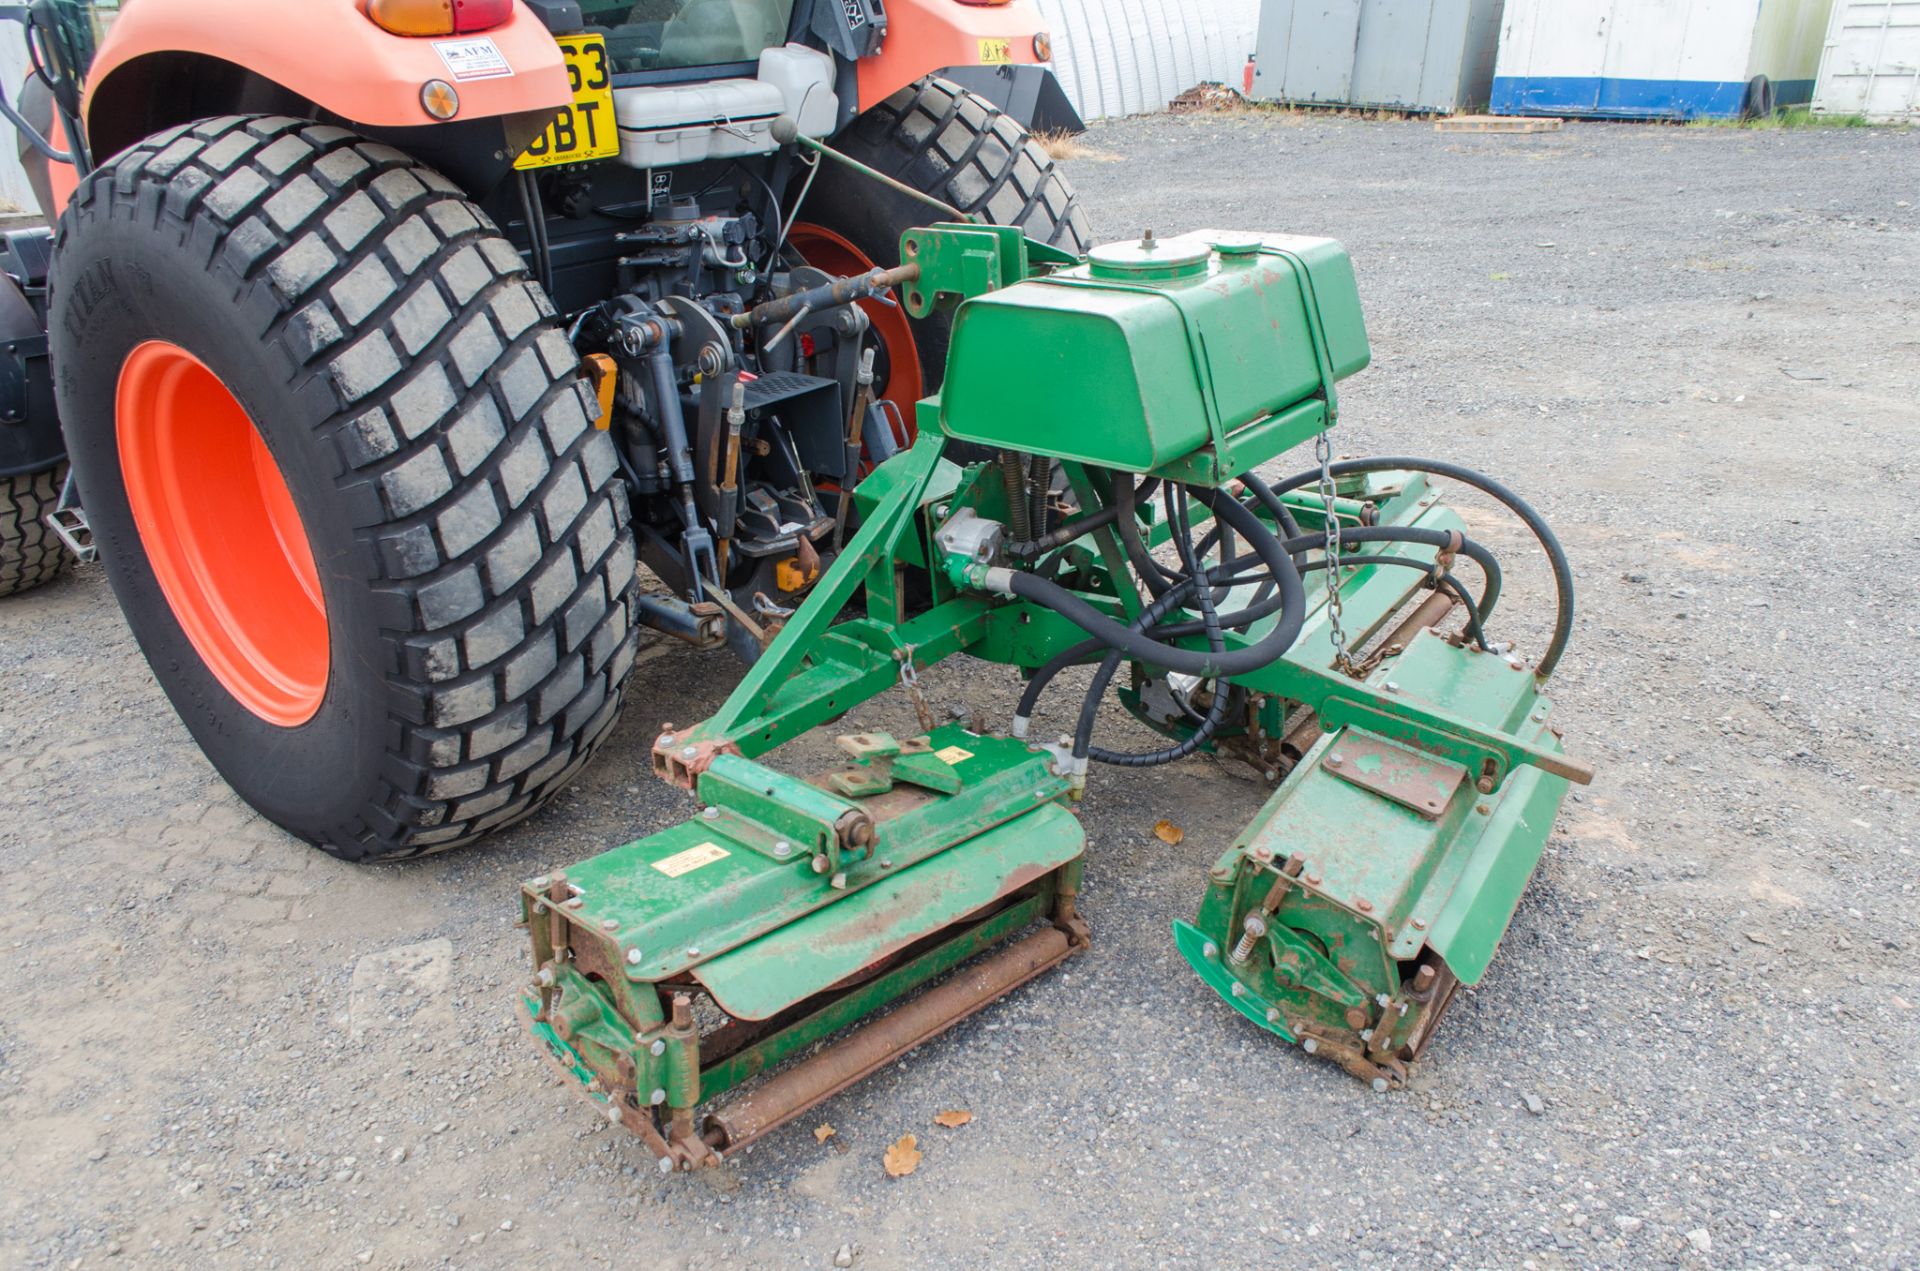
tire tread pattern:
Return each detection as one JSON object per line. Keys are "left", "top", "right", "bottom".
{"left": 845, "top": 77, "right": 1093, "bottom": 253}
{"left": 59, "top": 116, "right": 638, "bottom": 861}
{"left": 0, "top": 465, "right": 70, "bottom": 598}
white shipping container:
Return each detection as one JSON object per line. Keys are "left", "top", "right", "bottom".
{"left": 1491, "top": 0, "right": 1836, "bottom": 120}
{"left": 1813, "top": 1, "right": 1920, "bottom": 119}
{"left": 1035, "top": 0, "right": 1262, "bottom": 121}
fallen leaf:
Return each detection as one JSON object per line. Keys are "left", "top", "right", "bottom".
{"left": 814, "top": 1123, "right": 836, "bottom": 1144}
{"left": 882, "top": 1133, "right": 921, "bottom": 1177}
{"left": 1152, "top": 820, "right": 1184, "bottom": 845}
{"left": 932, "top": 1109, "right": 972, "bottom": 1128}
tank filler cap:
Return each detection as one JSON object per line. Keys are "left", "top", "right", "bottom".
{"left": 1087, "top": 230, "right": 1210, "bottom": 280}
{"left": 1208, "top": 232, "right": 1264, "bottom": 257}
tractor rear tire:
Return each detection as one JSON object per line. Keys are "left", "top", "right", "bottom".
{"left": 50, "top": 116, "right": 639, "bottom": 861}
{"left": 0, "top": 465, "right": 69, "bottom": 597}
{"left": 801, "top": 76, "right": 1094, "bottom": 397}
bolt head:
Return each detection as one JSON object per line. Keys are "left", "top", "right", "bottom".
{"left": 683, "top": 746, "right": 699, "bottom": 759}
{"left": 702, "top": 806, "right": 719, "bottom": 819}
{"left": 774, "top": 840, "right": 792, "bottom": 858}
{"left": 812, "top": 854, "right": 830, "bottom": 874}
{"left": 1328, "top": 752, "right": 1346, "bottom": 766}
{"left": 1412, "top": 917, "right": 1428, "bottom": 931}
{"left": 1202, "top": 941, "right": 1219, "bottom": 960}
{"left": 657, "top": 1156, "right": 675, "bottom": 1174}
{"left": 650, "top": 1040, "right": 666, "bottom": 1057}
{"left": 879, "top": 858, "right": 893, "bottom": 869}
{"left": 659, "top": 734, "right": 675, "bottom": 747}
{"left": 626, "top": 947, "right": 643, "bottom": 965}
{"left": 1384, "top": 681, "right": 1399, "bottom": 693}
{"left": 1372, "top": 1078, "right": 1389, "bottom": 1093}
{"left": 1266, "top": 1008, "right": 1281, "bottom": 1024}
{"left": 1230, "top": 981, "right": 1244, "bottom": 997}
{"left": 650, "top": 1087, "right": 667, "bottom": 1105}
{"left": 600, "top": 918, "right": 619, "bottom": 931}
{"left": 1302, "top": 1038, "right": 1319, "bottom": 1054}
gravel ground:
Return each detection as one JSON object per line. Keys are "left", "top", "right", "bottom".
{"left": 3, "top": 112, "right": 1917, "bottom": 1270}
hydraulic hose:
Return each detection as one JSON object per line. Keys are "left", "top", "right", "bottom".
{"left": 1269, "top": 457, "right": 1574, "bottom": 680}
{"left": 1265, "top": 525, "right": 1502, "bottom": 621}
{"left": 1079, "top": 489, "right": 1232, "bottom": 767}
{"left": 1000, "top": 484, "right": 1306, "bottom": 679}
{"left": 1007, "top": 478, "right": 1161, "bottom": 560}
{"left": 1110, "top": 470, "right": 1177, "bottom": 598}
{"left": 1290, "top": 555, "right": 1491, "bottom": 651}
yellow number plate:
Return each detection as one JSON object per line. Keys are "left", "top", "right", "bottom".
{"left": 978, "top": 37, "right": 1013, "bottom": 66}
{"left": 515, "top": 33, "right": 618, "bottom": 170}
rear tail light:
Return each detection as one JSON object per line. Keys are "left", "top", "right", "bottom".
{"left": 368, "top": 0, "right": 515, "bottom": 37}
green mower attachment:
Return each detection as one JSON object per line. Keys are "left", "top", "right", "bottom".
{"left": 518, "top": 224, "right": 1592, "bottom": 1168}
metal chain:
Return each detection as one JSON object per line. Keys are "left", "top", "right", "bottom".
{"left": 1317, "top": 428, "right": 1358, "bottom": 675}
{"left": 895, "top": 647, "right": 937, "bottom": 735}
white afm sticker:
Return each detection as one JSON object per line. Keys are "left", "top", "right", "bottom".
{"left": 652, "top": 842, "right": 730, "bottom": 878}
{"left": 434, "top": 37, "right": 513, "bottom": 82}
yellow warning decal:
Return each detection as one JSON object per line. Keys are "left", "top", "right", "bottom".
{"left": 934, "top": 745, "right": 975, "bottom": 765}
{"left": 653, "top": 842, "right": 730, "bottom": 878}
{"left": 978, "top": 37, "right": 1013, "bottom": 65}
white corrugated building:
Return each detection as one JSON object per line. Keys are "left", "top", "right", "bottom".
{"left": 1035, "top": 0, "right": 1262, "bottom": 121}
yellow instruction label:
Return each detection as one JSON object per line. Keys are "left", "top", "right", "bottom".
{"left": 934, "top": 745, "right": 975, "bottom": 765}
{"left": 652, "top": 842, "right": 730, "bottom": 878}
{"left": 978, "top": 37, "right": 1013, "bottom": 65}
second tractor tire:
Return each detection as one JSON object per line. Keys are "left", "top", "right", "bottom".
{"left": 802, "top": 75, "right": 1095, "bottom": 395}
{"left": 50, "top": 116, "right": 640, "bottom": 861}
{"left": 0, "top": 465, "right": 69, "bottom": 598}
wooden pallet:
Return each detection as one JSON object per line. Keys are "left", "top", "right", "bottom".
{"left": 1434, "top": 114, "right": 1563, "bottom": 134}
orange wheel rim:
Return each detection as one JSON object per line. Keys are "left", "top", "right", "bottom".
{"left": 117, "top": 341, "right": 328, "bottom": 726}
{"left": 788, "top": 223, "right": 922, "bottom": 444}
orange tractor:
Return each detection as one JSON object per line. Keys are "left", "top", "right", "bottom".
{"left": 0, "top": 0, "right": 1090, "bottom": 860}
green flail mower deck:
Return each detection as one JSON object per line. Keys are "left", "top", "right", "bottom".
{"left": 517, "top": 224, "right": 1593, "bottom": 1169}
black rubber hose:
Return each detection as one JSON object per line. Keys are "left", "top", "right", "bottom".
{"left": 1017, "top": 573, "right": 1205, "bottom": 727}
{"left": 1082, "top": 489, "right": 1233, "bottom": 766}
{"left": 1263, "top": 525, "right": 1502, "bottom": 621}
{"left": 1110, "top": 470, "right": 1177, "bottom": 598}
{"left": 1004, "top": 484, "right": 1306, "bottom": 678}
{"left": 1007, "top": 478, "right": 1161, "bottom": 560}
{"left": 1241, "top": 470, "right": 1303, "bottom": 541}
{"left": 1270, "top": 457, "right": 1574, "bottom": 679}
{"left": 1289, "top": 555, "right": 1491, "bottom": 650}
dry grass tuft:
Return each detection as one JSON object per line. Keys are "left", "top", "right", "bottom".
{"left": 1035, "top": 129, "right": 1120, "bottom": 162}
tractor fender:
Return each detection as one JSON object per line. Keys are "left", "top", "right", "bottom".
{"left": 0, "top": 231, "right": 59, "bottom": 479}
{"left": 82, "top": 0, "right": 569, "bottom": 171}
{"left": 856, "top": 0, "right": 1046, "bottom": 112}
